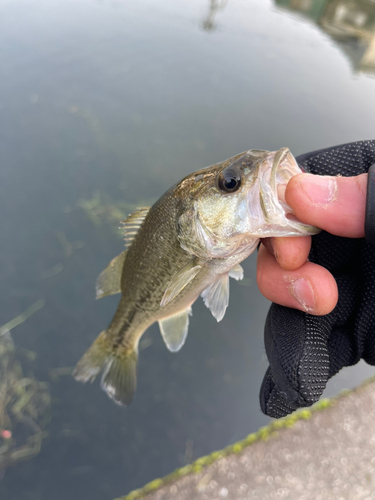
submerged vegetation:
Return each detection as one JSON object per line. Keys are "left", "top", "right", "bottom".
{"left": 0, "top": 304, "right": 50, "bottom": 473}
{"left": 75, "top": 191, "right": 155, "bottom": 236}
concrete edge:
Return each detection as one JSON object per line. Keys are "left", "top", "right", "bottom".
{"left": 114, "top": 375, "right": 375, "bottom": 500}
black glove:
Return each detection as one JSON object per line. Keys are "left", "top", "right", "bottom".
{"left": 260, "top": 140, "right": 375, "bottom": 418}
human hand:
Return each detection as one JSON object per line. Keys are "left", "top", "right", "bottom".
{"left": 257, "top": 140, "right": 375, "bottom": 418}
{"left": 257, "top": 172, "right": 368, "bottom": 315}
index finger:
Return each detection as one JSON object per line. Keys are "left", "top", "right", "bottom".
{"left": 261, "top": 235, "right": 311, "bottom": 271}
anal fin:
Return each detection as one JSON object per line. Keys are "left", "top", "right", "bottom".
{"left": 158, "top": 307, "right": 192, "bottom": 352}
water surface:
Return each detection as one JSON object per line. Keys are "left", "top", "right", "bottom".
{"left": 1, "top": 0, "right": 375, "bottom": 498}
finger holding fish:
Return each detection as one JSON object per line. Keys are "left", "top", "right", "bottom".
{"left": 257, "top": 243, "right": 338, "bottom": 315}
{"left": 286, "top": 173, "right": 367, "bottom": 238}
{"left": 257, "top": 172, "right": 368, "bottom": 315}
{"left": 261, "top": 235, "right": 311, "bottom": 271}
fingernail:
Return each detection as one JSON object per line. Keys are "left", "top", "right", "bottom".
{"left": 288, "top": 277, "right": 315, "bottom": 313}
{"left": 269, "top": 238, "right": 278, "bottom": 260}
{"left": 299, "top": 175, "right": 337, "bottom": 205}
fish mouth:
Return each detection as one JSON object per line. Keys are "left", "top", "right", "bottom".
{"left": 270, "top": 147, "right": 301, "bottom": 206}
{"left": 248, "top": 147, "right": 320, "bottom": 237}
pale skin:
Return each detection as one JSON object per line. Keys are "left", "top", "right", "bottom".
{"left": 257, "top": 172, "right": 368, "bottom": 315}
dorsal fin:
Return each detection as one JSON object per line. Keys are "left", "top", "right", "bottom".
{"left": 120, "top": 207, "right": 150, "bottom": 249}
{"left": 96, "top": 250, "right": 127, "bottom": 299}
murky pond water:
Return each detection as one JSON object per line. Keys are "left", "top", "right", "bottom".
{"left": 1, "top": 0, "right": 375, "bottom": 498}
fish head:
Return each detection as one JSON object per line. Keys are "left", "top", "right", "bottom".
{"left": 175, "top": 148, "right": 320, "bottom": 259}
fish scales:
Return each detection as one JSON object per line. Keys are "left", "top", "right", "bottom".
{"left": 73, "top": 148, "right": 320, "bottom": 405}
{"left": 110, "top": 187, "right": 194, "bottom": 344}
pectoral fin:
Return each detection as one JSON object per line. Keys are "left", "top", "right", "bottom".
{"left": 201, "top": 274, "right": 230, "bottom": 322}
{"left": 158, "top": 307, "right": 192, "bottom": 352}
{"left": 96, "top": 250, "right": 127, "bottom": 299}
{"left": 161, "top": 259, "right": 202, "bottom": 307}
{"left": 229, "top": 264, "right": 244, "bottom": 281}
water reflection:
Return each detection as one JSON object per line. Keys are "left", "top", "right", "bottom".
{"left": 201, "top": 0, "right": 228, "bottom": 32}
{"left": 275, "top": 0, "right": 375, "bottom": 73}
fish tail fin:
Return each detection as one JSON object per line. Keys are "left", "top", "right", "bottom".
{"left": 100, "top": 349, "right": 138, "bottom": 406}
{"left": 73, "top": 331, "right": 109, "bottom": 383}
{"left": 73, "top": 331, "right": 138, "bottom": 406}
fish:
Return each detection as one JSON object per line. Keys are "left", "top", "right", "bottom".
{"left": 73, "top": 147, "right": 319, "bottom": 405}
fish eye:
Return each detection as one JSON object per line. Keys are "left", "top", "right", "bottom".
{"left": 218, "top": 167, "right": 241, "bottom": 193}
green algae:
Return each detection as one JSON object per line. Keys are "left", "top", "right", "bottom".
{"left": 0, "top": 300, "right": 45, "bottom": 337}
{"left": 76, "top": 191, "right": 155, "bottom": 235}
{"left": 0, "top": 333, "right": 50, "bottom": 471}
{"left": 115, "top": 382, "right": 375, "bottom": 500}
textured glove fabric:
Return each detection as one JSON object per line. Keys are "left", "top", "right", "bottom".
{"left": 260, "top": 140, "right": 375, "bottom": 418}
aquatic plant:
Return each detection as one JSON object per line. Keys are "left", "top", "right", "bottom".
{"left": 0, "top": 331, "right": 50, "bottom": 471}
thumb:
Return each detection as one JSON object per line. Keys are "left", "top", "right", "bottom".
{"left": 286, "top": 173, "right": 367, "bottom": 238}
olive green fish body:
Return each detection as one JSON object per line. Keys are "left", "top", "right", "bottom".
{"left": 74, "top": 148, "right": 320, "bottom": 405}
{"left": 105, "top": 190, "right": 193, "bottom": 347}
{"left": 102, "top": 187, "right": 254, "bottom": 349}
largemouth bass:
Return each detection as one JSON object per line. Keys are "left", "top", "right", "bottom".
{"left": 73, "top": 148, "right": 319, "bottom": 405}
